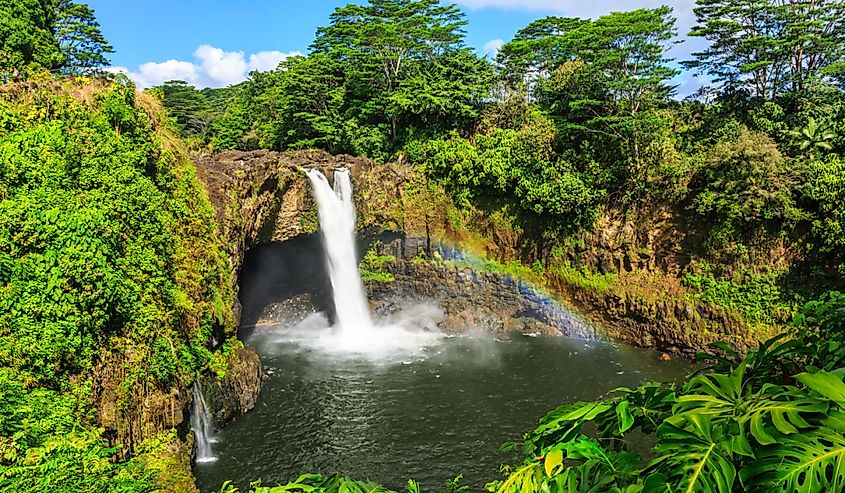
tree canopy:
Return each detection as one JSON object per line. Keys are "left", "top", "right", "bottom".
{"left": 686, "top": 0, "right": 845, "bottom": 98}
{"left": 0, "top": 0, "right": 112, "bottom": 75}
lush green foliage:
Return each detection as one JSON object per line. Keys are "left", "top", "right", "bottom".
{"left": 414, "top": 114, "right": 601, "bottom": 233}
{"left": 360, "top": 242, "right": 397, "bottom": 283}
{"left": 0, "top": 79, "right": 235, "bottom": 489}
{"left": 683, "top": 271, "right": 796, "bottom": 325}
{"left": 0, "top": 0, "right": 112, "bottom": 76}
{"left": 485, "top": 293, "right": 845, "bottom": 493}
{"left": 803, "top": 154, "right": 845, "bottom": 259}
{"left": 0, "top": 0, "right": 62, "bottom": 74}
{"left": 687, "top": 128, "right": 804, "bottom": 253}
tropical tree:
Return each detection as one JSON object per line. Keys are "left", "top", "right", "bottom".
{"left": 686, "top": 0, "right": 845, "bottom": 98}
{"left": 503, "top": 8, "right": 679, "bottom": 201}
{"left": 156, "top": 80, "right": 213, "bottom": 138}
{"left": 0, "top": 0, "right": 62, "bottom": 74}
{"left": 790, "top": 116, "right": 838, "bottom": 157}
{"left": 312, "top": 0, "right": 491, "bottom": 143}
{"left": 499, "top": 8, "right": 678, "bottom": 111}
{"left": 255, "top": 54, "right": 347, "bottom": 152}
{"left": 53, "top": 0, "right": 113, "bottom": 74}
{"left": 496, "top": 16, "right": 588, "bottom": 92}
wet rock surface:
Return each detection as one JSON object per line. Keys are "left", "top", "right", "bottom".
{"left": 366, "top": 239, "right": 599, "bottom": 340}
{"left": 198, "top": 346, "right": 263, "bottom": 428}
{"left": 193, "top": 149, "right": 370, "bottom": 281}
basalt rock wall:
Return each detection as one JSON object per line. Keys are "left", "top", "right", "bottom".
{"left": 366, "top": 239, "right": 599, "bottom": 340}
{"left": 192, "top": 150, "right": 762, "bottom": 362}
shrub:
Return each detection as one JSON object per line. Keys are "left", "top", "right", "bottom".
{"left": 688, "top": 128, "right": 805, "bottom": 252}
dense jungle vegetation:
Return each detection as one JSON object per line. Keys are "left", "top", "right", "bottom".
{"left": 1, "top": 2, "right": 238, "bottom": 490}
{"left": 2, "top": 0, "right": 845, "bottom": 491}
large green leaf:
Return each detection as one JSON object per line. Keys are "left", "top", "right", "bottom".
{"left": 650, "top": 415, "right": 737, "bottom": 493}
{"left": 525, "top": 401, "right": 614, "bottom": 455}
{"left": 741, "top": 428, "right": 845, "bottom": 493}
{"left": 796, "top": 371, "right": 845, "bottom": 407}
{"left": 675, "top": 363, "right": 827, "bottom": 447}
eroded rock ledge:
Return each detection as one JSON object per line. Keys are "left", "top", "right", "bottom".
{"left": 367, "top": 239, "right": 599, "bottom": 340}
{"left": 193, "top": 149, "right": 369, "bottom": 278}
{"left": 198, "top": 346, "right": 262, "bottom": 427}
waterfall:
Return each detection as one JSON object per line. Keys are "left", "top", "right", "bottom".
{"left": 191, "top": 382, "right": 217, "bottom": 463}
{"left": 305, "top": 168, "right": 374, "bottom": 334}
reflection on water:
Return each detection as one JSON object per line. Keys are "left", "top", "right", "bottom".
{"left": 194, "top": 330, "right": 690, "bottom": 492}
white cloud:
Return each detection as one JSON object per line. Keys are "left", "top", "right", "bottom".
{"left": 247, "top": 50, "right": 296, "bottom": 72}
{"left": 111, "top": 45, "right": 304, "bottom": 89}
{"left": 483, "top": 38, "right": 505, "bottom": 56}
{"left": 194, "top": 45, "right": 248, "bottom": 86}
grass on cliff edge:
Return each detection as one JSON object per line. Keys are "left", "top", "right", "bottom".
{"left": 0, "top": 77, "right": 237, "bottom": 492}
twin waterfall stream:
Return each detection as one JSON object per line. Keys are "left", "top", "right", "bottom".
{"left": 303, "top": 168, "right": 374, "bottom": 336}
{"left": 192, "top": 168, "right": 373, "bottom": 462}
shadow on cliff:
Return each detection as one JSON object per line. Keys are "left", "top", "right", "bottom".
{"left": 238, "top": 234, "right": 335, "bottom": 333}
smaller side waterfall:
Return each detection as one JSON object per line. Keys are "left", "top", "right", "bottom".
{"left": 191, "top": 382, "right": 217, "bottom": 463}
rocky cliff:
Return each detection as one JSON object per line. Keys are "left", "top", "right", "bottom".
{"left": 192, "top": 150, "right": 764, "bottom": 362}
{"left": 198, "top": 346, "right": 263, "bottom": 427}
{"left": 367, "top": 238, "right": 598, "bottom": 340}
{"left": 193, "top": 149, "right": 370, "bottom": 276}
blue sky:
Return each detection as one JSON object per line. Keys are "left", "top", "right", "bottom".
{"left": 90, "top": 0, "right": 707, "bottom": 94}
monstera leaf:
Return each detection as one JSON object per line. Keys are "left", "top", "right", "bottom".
{"left": 741, "top": 429, "right": 845, "bottom": 492}
{"left": 737, "top": 370, "right": 845, "bottom": 492}
{"left": 675, "top": 363, "right": 828, "bottom": 447}
{"left": 796, "top": 370, "right": 845, "bottom": 407}
{"left": 650, "top": 415, "right": 737, "bottom": 493}
{"left": 606, "top": 384, "right": 678, "bottom": 435}
{"left": 525, "top": 401, "right": 615, "bottom": 455}
{"left": 253, "top": 474, "right": 400, "bottom": 493}
{"left": 696, "top": 334, "right": 805, "bottom": 388}
{"left": 525, "top": 384, "right": 678, "bottom": 456}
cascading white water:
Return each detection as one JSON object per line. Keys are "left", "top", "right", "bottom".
{"left": 264, "top": 167, "right": 443, "bottom": 358}
{"left": 191, "top": 383, "right": 217, "bottom": 463}
{"left": 305, "top": 168, "right": 374, "bottom": 334}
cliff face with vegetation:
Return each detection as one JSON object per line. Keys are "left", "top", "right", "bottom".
{"left": 192, "top": 149, "right": 369, "bottom": 273}
{"left": 159, "top": 0, "right": 845, "bottom": 361}
{"left": 193, "top": 150, "right": 770, "bottom": 356}
{"left": 0, "top": 79, "right": 252, "bottom": 492}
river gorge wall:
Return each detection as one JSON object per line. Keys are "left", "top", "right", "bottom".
{"left": 193, "top": 149, "right": 764, "bottom": 358}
